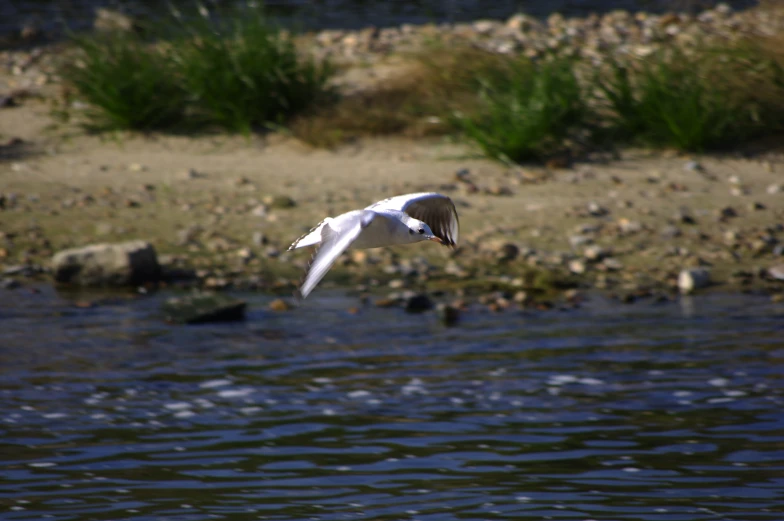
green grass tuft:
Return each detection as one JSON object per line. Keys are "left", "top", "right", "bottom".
{"left": 596, "top": 43, "right": 784, "bottom": 151}
{"left": 61, "top": 33, "right": 188, "bottom": 131}
{"left": 60, "top": 3, "right": 334, "bottom": 133}
{"left": 454, "top": 57, "right": 587, "bottom": 162}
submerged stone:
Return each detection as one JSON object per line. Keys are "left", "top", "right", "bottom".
{"left": 162, "top": 293, "right": 247, "bottom": 324}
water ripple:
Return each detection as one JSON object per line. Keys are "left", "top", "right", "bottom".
{"left": 1, "top": 288, "right": 783, "bottom": 520}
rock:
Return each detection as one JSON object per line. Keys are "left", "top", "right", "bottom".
{"left": 584, "top": 245, "right": 607, "bottom": 262}
{"left": 569, "top": 234, "right": 593, "bottom": 248}
{"left": 0, "top": 95, "right": 18, "bottom": 108}
{"left": 568, "top": 259, "right": 586, "bottom": 274}
{"left": 178, "top": 168, "right": 203, "bottom": 180}
{"left": 617, "top": 218, "right": 643, "bottom": 234}
{"left": 766, "top": 183, "right": 781, "bottom": 195}
{"left": 269, "top": 298, "right": 293, "bottom": 311}
{"left": 375, "top": 297, "right": 399, "bottom": 308}
{"left": 94, "top": 8, "right": 140, "bottom": 33}
{"left": 661, "top": 225, "right": 682, "bottom": 239}
{"left": 675, "top": 207, "right": 696, "bottom": 224}
{"left": 684, "top": 160, "right": 703, "bottom": 172}
{"left": 177, "top": 225, "right": 202, "bottom": 246}
{"left": 587, "top": 201, "right": 609, "bottom": 217}
{"left": 767, "top": 264, "right": 784, "bottom": 281}
{"left": 404, "top": 293, "right": 433, "bottom": 313}
{"left": 495, "top": 243, "right": 519, "bottom": 262}
{"left": 52, "top": 241, "right": 160, "bottom": 287}
{"left": 263, "top": 195, "right": 296, "bottom": 209}
{"left": 162, "top": 293, "right": 246, "bottom": 324}
{"left": 1, "top": 278, "right": 21, "bottom": 289}
{"left": 716, "top": 206, "right": 737, "bottom": 220}
{"left": 436, "top": 303, "right": 460, "bottom": 326}
{"left": 678, "top": 268, "right": 711, "bottom": 294}
{"left": 513, "top": 290, "right": 531, "bottom": 305}
{"left": 601, "top": 258, "right": 624, "bottom": 271}
{"left": 251, "top": 231, "right": 268, "bottom": 246}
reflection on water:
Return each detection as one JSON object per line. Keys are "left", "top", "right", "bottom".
{"left": 1, "top": 286, "right": 783, "bottom": 520}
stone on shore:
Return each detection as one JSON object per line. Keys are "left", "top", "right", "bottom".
{"left": 678, "top": 268, "right": 711, "bottom": 294}
{"left": 162, "top": 293, "right": 247, "bottom": 324}
{"left": 52, "top": 240, "right": 160, "bottom": 286}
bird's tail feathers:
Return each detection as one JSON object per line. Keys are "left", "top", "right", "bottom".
{"left": 287, "top": 218, "right": 329, "bottom": 251}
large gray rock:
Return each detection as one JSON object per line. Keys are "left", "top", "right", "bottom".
{"left": 52, "top": 240, "right": 160, "bottom": 286}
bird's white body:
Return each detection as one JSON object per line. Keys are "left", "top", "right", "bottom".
{"left": 290, "top": 209, "right": 424, "bottom": 251}
{"left": 287, "top": 192, "right": 460, "bottom": 299}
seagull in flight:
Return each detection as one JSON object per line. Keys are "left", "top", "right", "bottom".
{"left": 287, "top": 192, "right": 460, "bottom": 299}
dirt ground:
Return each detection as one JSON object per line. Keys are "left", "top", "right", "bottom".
{"left": 1, "top": 89, "right": 783, "bottom": 299}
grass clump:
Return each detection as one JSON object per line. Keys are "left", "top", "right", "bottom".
{"left": 454, "top": 56, "right": 587, "bottom": 162}
{"left": 595, "top": 42, "right": 784, "bottom": 151}
{"left": 61, "top": 33, "right": 188, "bottom": 131}
{"left": 60, "top": 3, "right": 334, "bottom": 133}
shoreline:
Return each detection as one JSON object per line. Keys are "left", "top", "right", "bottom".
{"left": 1, "top": 5, "right": 783, "bottom": 307}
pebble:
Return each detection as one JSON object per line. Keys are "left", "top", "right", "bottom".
{"left": 767, "top": 264, "right": 784, "bottom": 281}
{"left": 269, "top": 298, "right": 294, "bottom": 311}
{"left": 569, "top": 234, "right": 593, "bottom": 248}
{"left": 766, "top": 184, "right": 781, "bottom": 195}
{"left": 178, "top": 168, "right": 203, "bottom": 180}
{"left": 678, "top": 268, "right": 711, "bottom": 294}
{"left": 716, "top": 206, "right": 738, "bottom": 220}
{"left": 684, "top": 160, "right": 703, "bottom": 172}
{"left": 568, "top": 259, "right": 586, "bottom": 274}
{"left": 263, "top": 195, "right": 297, "bottom": 209}
{"left": 584, "top": 245, "right": 607, "bottom": 262}
{"left": 587, "top": 201, "right": 609, "bottom": 217}
{"left": 661, "top": 225, "right": 682, "bottom": 239}
{"left": 495, "top": 243, "right": 519, "bottom": 262}
{"left": 251, "top": 231, "right": 268, "bottom": 246}
{"left": 617, "top": 218, "right": 643, "bottom": 234}
{"left": 675, "top": 207, "right": 696, "bottom": 225}
{"left": 436, "top": 303, "right": 460, "bottom": 326}
{"left": 601, "top": 258, "right": 624, "bottom": 271}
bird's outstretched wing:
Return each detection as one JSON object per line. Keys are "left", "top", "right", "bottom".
{"left": 369, "top": 192, "right": 459, "bottom": 247}
{"left": 297, "top": 210, "right": 376, "bottom": 299}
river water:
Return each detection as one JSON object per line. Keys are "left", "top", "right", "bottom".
{"left": 1, "top": 286, "right": 782, "bottom": 520}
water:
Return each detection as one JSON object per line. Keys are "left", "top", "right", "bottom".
{"left": 1, "top": 286, "right": 783, "bottom": 520}
{"left": 1, "top": 0, "right": 759, "bottom": 42}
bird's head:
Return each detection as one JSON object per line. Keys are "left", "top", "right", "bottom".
{"left": 406, "top": 219, "right": 444, "bottom": 245}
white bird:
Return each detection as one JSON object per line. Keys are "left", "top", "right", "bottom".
{"left": 287, "top": 192, "right": 460, "bottom": 299}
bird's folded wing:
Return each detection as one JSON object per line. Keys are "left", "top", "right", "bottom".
{"left": 297, "top": 211, "right": 376, "bottom": 299}
{"left": 370, "top": 192, "right": 459, "bottom": 247}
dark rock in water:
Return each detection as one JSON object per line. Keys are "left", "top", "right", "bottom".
{"left": 1, "top": 278, "right": 21, "bottom": 289}
{"left": 52, "top": 241, "right": 160, "bottom": 287}
{"left": 162, "top": 293, "right": 246, "bottom": 324}
{"left": 436, "top": 303, "right": 460, "bottom": 326}
{"left": 404, "top": 293, "right": 433, "bottom": 313}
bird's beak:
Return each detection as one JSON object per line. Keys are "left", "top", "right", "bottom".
{"left": 428, "top": 236, "right": 445, "bottom": 245}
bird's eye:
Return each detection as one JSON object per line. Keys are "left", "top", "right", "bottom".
{"left": 418, "top": 228, "right": 425, "bottom": 234}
